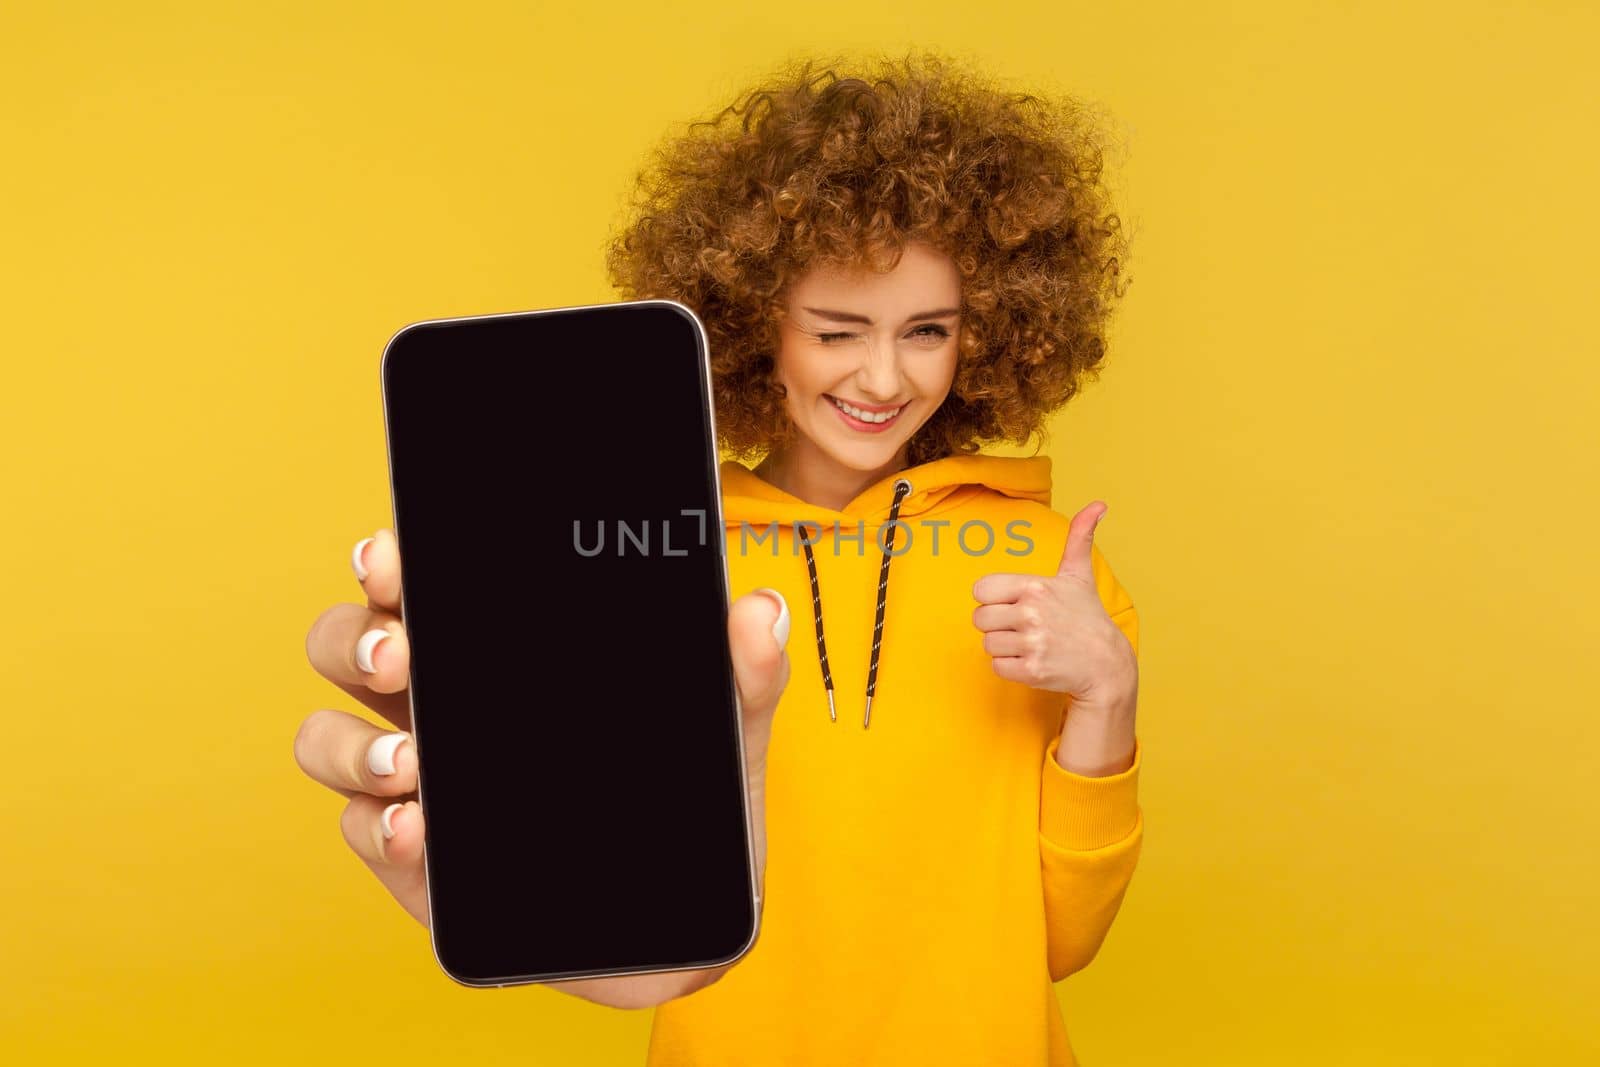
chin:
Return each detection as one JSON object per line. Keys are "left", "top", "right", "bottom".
{"left": 819, "top": 431, "right": 913, "bottom": 471}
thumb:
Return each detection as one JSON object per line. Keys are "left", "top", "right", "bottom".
{"left": 728, "top": 588, "right": 792, "bottom": 742}
{"left": 1057, "top": 502, "right": 1108, "bottom": 578}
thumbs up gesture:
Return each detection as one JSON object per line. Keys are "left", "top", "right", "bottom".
{"left": 970, "top": 502, "right": 1137, "bottom": 707}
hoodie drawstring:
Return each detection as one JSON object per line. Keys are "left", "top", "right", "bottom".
{"left": 798, "top": 477, "right": 913, "bottom": 729}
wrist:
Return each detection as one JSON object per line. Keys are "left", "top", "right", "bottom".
{"left": 1056, "top": 690, "right": 1137, "bottom": 777}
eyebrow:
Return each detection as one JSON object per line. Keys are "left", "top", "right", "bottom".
{"left": 801, "top": 306, "right": 961, "bottom": 325}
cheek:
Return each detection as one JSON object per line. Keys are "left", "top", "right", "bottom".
{"left": 914, "top": 351, "right": 959, "bottom": 400}
{"left": 774, "top": 345, "right": 829, "bottom": 405}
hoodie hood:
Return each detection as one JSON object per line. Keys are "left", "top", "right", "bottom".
{"left": 718, "top": 453, "right": 1054, "bottom": 728}
{"left": 718, "top": 453, "right": 1053, "bottom": 527}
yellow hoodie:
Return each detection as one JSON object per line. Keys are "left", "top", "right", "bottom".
{"left": 646, "top": 453, "right": 1144, "bottom": 1067}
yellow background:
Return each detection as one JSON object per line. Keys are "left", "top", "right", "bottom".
{"left": 3, "top": 1, "right": 1596, "bottom": 1063}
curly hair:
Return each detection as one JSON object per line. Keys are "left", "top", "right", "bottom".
{"left": 603, "top": 51, "right": 1133, "bottom": 466}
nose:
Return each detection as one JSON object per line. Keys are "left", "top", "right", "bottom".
{"left": 854, "top": 336, "right": 902, "bottom": 402}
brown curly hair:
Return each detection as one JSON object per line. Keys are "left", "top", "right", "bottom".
{"left": 603, "top": 51, "right": 1133, "bottom": 466}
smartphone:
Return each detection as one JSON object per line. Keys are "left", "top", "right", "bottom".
{"left": 379, "top": 300, "right": 759, "bottom": 987}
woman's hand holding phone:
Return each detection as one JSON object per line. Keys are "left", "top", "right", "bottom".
{"left": 295, "top": 527, "right": 790, "bottom": 1008}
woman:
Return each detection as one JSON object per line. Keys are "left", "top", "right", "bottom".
{"left": 297, "top": 52, "right": 1143, "bottom": 1066}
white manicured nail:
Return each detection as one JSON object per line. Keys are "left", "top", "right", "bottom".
{"left": 351, "top": 536, "right": 375, "bottom": 581}
{"left": 355, "top": 628, "right": 391, "bottom": 673}
{"left": 380, "top": 802, "right": 404, "bottom": 839}
{"left": 754, "top": 588, "right": 790, "bottom": 647}
{"left": 367, "top": 732, "right": 410, "bottom": 775}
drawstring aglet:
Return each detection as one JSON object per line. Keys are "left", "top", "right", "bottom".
{"left": 827, "top": 688, "right": 837, "bottom": 723}
{"left": 863, "top": 694, "right": 874, "bottom": 729}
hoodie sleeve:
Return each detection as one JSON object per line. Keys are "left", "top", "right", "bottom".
{"left": 1038, "top": 545, "right": 1143, "bottom": 983}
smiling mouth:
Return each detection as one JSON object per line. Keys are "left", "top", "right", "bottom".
{"left": 827, "top": 395, "right": 909, "bottom": 426}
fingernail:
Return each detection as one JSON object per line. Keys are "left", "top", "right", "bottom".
{"left": 352, "top": 536, "right": 375, "bottom": 581}
{"left": 380, "top": 802, "right": 404, "bottom": 839}
{"left": 355, "top": 628, "right": 391, "bottom": 673}
{"left": 367, "top": 731, "right": 411, "bottom": 775}
{"left": 754, "top": 588, "right": 790, "bottom": 647}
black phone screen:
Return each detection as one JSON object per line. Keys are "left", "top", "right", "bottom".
{"left": 380, "top": 301, "right": 756, "bottom": 986}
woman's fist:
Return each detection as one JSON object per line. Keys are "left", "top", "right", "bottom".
{"left": 970, "top": 502, "right": 1136, "bottom": 703}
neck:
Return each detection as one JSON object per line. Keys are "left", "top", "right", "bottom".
{"left": 754, "top": 437, "right": 909, "bottom": 511}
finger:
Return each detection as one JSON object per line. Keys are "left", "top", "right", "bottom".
{"left": 340, "top": 794, "right": 430, "bottom": 928}
{"left": 323, "top": 676, "right": 411, "bottom": 732}
{"left": 972, "top": 571, "right": 1039, "bottom": 605}
{"left": 305, "top": 602, "right": 412, "bottom": 727}
{"left": 294, "top": 707, "right": 418, "bottom": 799}
{"left": 982, "top": 630, "right": 1030, "bottom": 658}
{"left": 352, "top": 527, "right": 404, "bottom": 615}
{"left": 990, "top": 656, "right": 1035, "bottom": 686}
{"left": 972, "top": 602, "right": 1027, "bottom": 633}
{"left": 1057, "top": 502, "right": 1108, "bottom": 578}
{"left": 729, "top": 589, "right": 790, "bottom": 723}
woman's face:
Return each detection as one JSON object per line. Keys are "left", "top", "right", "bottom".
{"left": 774, "top": 241, "right": 962, "bottom": 474}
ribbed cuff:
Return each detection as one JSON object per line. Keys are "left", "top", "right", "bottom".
{"left": 1040, "top": 735, "right": 1142, "bottom": 852}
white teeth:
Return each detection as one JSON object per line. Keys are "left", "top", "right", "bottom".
{"left": 831, "top": 396, "right": 904, "bottom": 424}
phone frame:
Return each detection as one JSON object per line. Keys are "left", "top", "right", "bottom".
{"left": 378, "top": 298, "right": 760, "bottom": 988}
